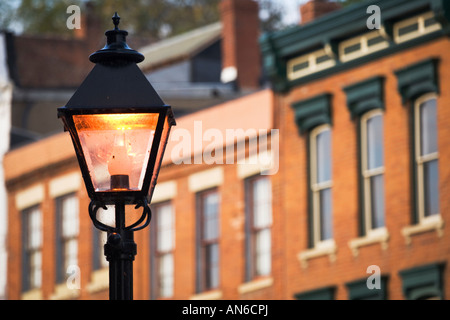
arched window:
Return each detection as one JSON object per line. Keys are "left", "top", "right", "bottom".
{"left": 414, "top": 93, "right": 440, "bottom": 222}
{"left": 310, "top": 124, "right": 333, "bottom": 246}
{"left": 361, "top": 109, "right": 385, "bottom": 234}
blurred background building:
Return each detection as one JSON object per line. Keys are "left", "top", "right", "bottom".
{"left": 1, "top": 0, "right": 450, "bottom": 300}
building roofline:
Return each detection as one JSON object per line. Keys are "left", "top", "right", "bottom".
{"left": 260, "top": 0, "right": 450, "bottom": 92}
{"left": 139, "top": 22, "right": 222, "bottom": 71}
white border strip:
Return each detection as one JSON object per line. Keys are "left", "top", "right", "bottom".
{"left": 15, "top": 184, "right": 44, "bottom": 211}
{"left": 188, "top": 167, "right": 224, "bottom": 192}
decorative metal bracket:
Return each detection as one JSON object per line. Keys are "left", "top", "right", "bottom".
{"left": 89, "top": 197, "right": 152, "bottom": 233}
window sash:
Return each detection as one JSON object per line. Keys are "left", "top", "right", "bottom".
{"left": 415, "top": 94, "right": 440, "bottom": 221}
{"left": 22, "top": 206, "right": 42, "bottom": 291}
{"left": 202, "top": 243, "right": 219, "bottom": 290}
{"left": 151, "top": 201, "right": 175, "bottom": 299}
{"left": 254, "top": 228, "right": 271, "bottom": 277}
{"left": 197, "top": 190, "right": 220, "bottom": 292}
{"left": 156, "top": 203, "right": 174, "bottom": 253}
{"left": 61, "top": 195, "right": 79, "bottom": 238}
{"left": 29, "top": 251, "right": 42, "bottom": 290}
{"left": 361, "top": 110, "right": 385, "bottom": 233}
{"left": 310, "top": 125, "right": 333, "bottom": 245}
{"left": 157, "top": 252, "right": 174, "bottom": 298}
{"left": 246, "top": 176, "right": 272, "bottom": 280}
{"left": 201, "top": 192, "right": 220, "bottom": 244}
{"left": 56, "top": 194, "right": 79, "bottom": 283}
{"left": 317, "top": 187, "right": 333, "bottom": 241}
{"left": 27, "top": 207, "right": 42, "bottom": 250}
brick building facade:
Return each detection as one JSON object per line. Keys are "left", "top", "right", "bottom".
{"left": 4, "top": 89, "right": 275, "bottom": 300}
{"left": 262, "top": 0, "right": 450, "bottom": 299}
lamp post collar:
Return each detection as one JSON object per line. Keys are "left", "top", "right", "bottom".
{"left": 89, "top": 12, "right": 144, "bottom": 65}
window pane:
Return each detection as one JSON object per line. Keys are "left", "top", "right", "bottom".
{"left": 316, "top": 129, "right": 332, "bottom": 183}
{"left": 197, "top": 190, "right": 220, "bottom": 292}
{"left": 65, "top": 239, "right": 78, "bottom": 268}
{"left": 23, "top": 206, "right": 42, "bottom": 291}
{"left": 159, "top": 253, "right": 173, "bottom": 298}
{"left": 31, "top": 251, "right": 42, "bottom": 289}
{"left": 157, "top": 203, "right": 173, "bottom": 252}
{"left": 370, "top": 174, "right": 385, "bottom": 229}
{"left": 203, "top": 193, "right": 219, "bottom": 241}
{"left": 424, "top": 159, "right": 440, "bottom": 217}
{"left": 420, "top": 98, "right": 438, "bottom": 156}
{"left": 367, "top": 114, "right": 384, "bottom": 170}
{"left": 319, "top": 188, "right": 333, "bottom": 240}
{"left": 62, "top": 196, "right": 79, "bottom": 238}
{"left": 29, "top": 208, "right": 42, "bottom": 249}
{"left": 255, "top": 229, "right": 271, "bottom": 276}
{"left": 253, "top": 177, "right": 272, "bottom": 228}
{"left": 205, "top": 243, "right": 219, "bottom": 289}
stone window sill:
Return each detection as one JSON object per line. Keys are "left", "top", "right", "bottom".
{"left": 238, "top": 277, "right": 273, "bottom": 295}
{"left": 402, "top": 215, "right": 444, "bottom": 245}
{"left": 87, "top": 268, "right": 109, "bottom": 294}
{"left": 348, "top": 227, "right": 390, "bottom": 257}
{"left": 50, "top": 283, "right": 80, "bottom": 300}
{"left": 190, "top": 289, "right": 223, "bottom": 300}
{"left": 21, "top": 288, "right": 43, "bottom": 300}
{"left": 297, "top": 240, "right": 337, "bottom": 269}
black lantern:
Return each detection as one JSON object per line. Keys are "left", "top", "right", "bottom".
{"left": 58, "top": 13, "right": 175, "bottom": 300}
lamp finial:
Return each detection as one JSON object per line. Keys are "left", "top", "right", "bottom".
{"left": 89, "top": 12, "right": 144, "bottom": 64}
{"left": 112, "top": 12, "right": 120, "bottom": 30}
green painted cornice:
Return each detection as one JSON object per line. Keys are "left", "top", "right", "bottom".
{"left": 291, "top": 93, "right": 332, "bottom": 134}
{"left": 345, "top": 275, "right": 389, "bottom": 300}
{"left": 399, "top": 262, "right": 446, "bottom": 300}
{"left": 260, "top": 0, "right": 450, "bottom": 93}
{"left": 431, "top": 0, "right": 450, "bottom": 34}
{"left": 394, "top": 58, "right": 439, "bottom": 104}
{"left": 294, "top": 286, "right": 336, "bottom": 300}
{"left": 344, "top": 76, "right": 385, "bottom": 119}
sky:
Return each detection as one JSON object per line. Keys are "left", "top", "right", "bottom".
{"left": 276, "top": 0, "right": 304, "bottom": 25}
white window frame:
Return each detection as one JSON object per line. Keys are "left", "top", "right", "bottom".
{"left": 339, "top": 29, "right": 389, "bottom": 63}
{"left": 153, "top": 201, "right": 175, "bottom": 299}
{"left": 246, "top": 175, "right": 272, "bottom": 280}
{"left": 394, "top": 11, "right": 441, "bottom": 44}
{"left": 361, "top": 109, "right": 386, "bottom": 236}
{"left": 57, "top": 193, "right": 79, "bottom": 279}
{"left": 196, "top": 188, "right": 221, "bottom": 293}
{"left": 402, "top": 93, "right": 443, "bottom": 244}
{"left": 22, "top": 205, "right": 43, "bottom": 292}
{"left": 414, "top": 93, "right": 440, "bottom": 224}
{"left": 310, "top": 124, "right": 333, "bottom": 249}
{"left": 287, "top": 47, "right": 335, "bottom": 81}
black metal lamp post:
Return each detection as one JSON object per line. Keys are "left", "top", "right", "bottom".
{"left": 58, "top": 13, "right": 176, "bottom": 300}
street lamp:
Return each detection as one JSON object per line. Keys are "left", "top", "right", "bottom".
{"left": 58, "top": 13, "right": 176, "bottom": 300}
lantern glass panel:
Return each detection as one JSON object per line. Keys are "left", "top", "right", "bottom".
{"left": 148, "top": 114, "right": 173, "bottom": 199}
{"left": 73, "top": 113, "right": 160, "bottom": 192}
